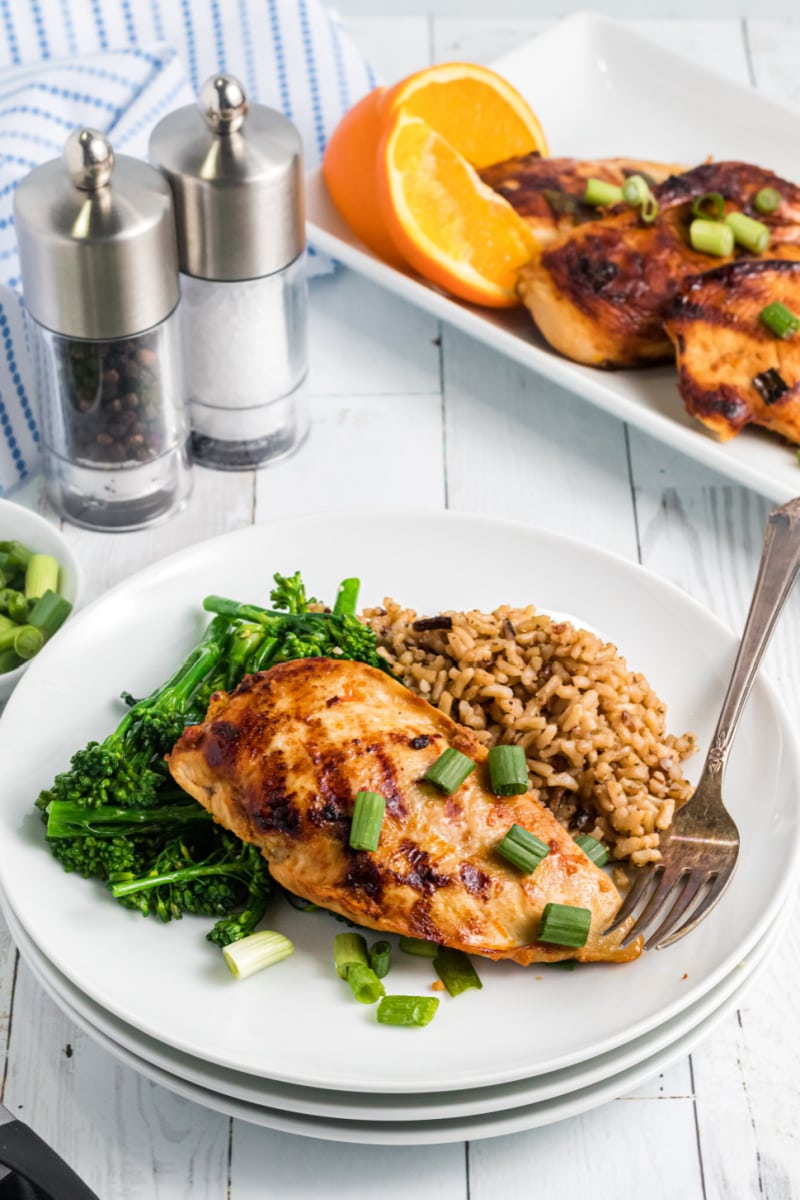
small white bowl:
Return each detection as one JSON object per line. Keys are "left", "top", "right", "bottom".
{"left": 0, "top": 499, "right": 83, "bottom": 703}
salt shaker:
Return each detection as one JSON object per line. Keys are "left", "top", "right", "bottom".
{"left": 149, "top": 74, "right": 309, "bottom": 470}
{"left": 14, "top": 129, "right": 192, "bottom": 531}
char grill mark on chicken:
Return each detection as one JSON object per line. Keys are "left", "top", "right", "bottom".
{"left": 514, "top": 161, "right": 800, "bottom": 368}
{"left": 665, "top": 258, "right": 800, "bottom": 442}
{"left": 167, "top": 657, "right": 641, "bottom": 964}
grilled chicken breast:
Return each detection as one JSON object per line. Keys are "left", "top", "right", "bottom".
{"left": 665, "top": 258, "right": 800, "bottom": 442}
{"left": 517, "top": 161, "right": 800, "bottom": 368}
{"left": 479, "top": 153, "right": 684, "bottom": 250}
{"left": 168, "top": 657, "right": 641, "bottom": 964}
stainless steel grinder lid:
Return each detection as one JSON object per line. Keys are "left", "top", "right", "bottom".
{"left": 148, "top": 73, "right": 305, "bottom": 282}
{"left": 13, "top": 128, "right": 180, "bottom": 341}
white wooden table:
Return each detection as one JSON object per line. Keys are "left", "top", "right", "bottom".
{"left": 3, "top": 14, "right": 800, "bottom": 1199}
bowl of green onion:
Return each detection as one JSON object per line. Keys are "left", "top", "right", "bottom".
{"left": 0, "top": 499, "right": 83, "bottom": 703}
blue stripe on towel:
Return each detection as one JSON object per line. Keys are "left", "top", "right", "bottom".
{"left": 0, "top": 0, "right": 21, "bottom": 66}
{"left": 210, "top": 0, "right": 227, "bottom": 72}
{"left": 236, "top": 0, "right": 257, "bottom": 100}
{"left": 329, "top": 14, "right": 350, "bottom": 115}
{"left": 179, "top": 0, "right": 200, "bottom": 92}
{"left": 29, "top": 0, "right": 51, "bottom": 61}
{"left": 90, "top": 0, "right": 110, "bottom": 50}
{"left": 58, "top": 0, "right": 78, "bottom": 56}
{"left": 0, "top": 304, "right": 26, "bottom": 478}
{"left": 266, "top": 0, "right": 292, "bottom": 118}
{"left": 298, "top": 0, "right": 325, "bottom": 158}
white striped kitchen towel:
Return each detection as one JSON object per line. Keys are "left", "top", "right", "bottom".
{"left": 0, "top": 0, "right": 375, "bottom": 494}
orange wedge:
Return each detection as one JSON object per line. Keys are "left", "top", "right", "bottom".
{"left": 382, "top": 62, "right": 548, "bottom": 170}
{"left": 377, "top": 110, "right": 538, "bottom": 307}
{"left": 323, "top": 63, "right": 547, "bottom": 268}
{"left": 322, "top": 87, "right": 407, "bottom": 267}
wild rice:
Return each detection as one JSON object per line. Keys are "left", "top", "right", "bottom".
{"left": 361, "top": 599, "right": 697, "bottom": 868}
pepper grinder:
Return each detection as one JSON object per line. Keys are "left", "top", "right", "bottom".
{"left": 149, "top": 74, "right": 309, "bottom": 470}
{"left": 14, "top": 129, "right": 192, "bottom": 531}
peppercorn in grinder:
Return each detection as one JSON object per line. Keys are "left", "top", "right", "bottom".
{"left": 14, "top": 129, "right": 192, "bottom": 530}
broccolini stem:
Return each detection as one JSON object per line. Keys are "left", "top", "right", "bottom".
{"left": 333, "top": 577, "right": 360, "bottom": 617}
{"left": 110, "top": 861, "right": 254, "bottom": 899}
{"left": 46, "top": 801, "right": 212, "bottom": 839}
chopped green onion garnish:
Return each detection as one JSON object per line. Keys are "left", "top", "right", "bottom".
{"left": 583, "top": 178, "right": 624, "bottom": 207}
{"left": 621, "top": 174, "right": 659, "bottom": 223}
{"left": 423, "top": 747, "right": 475, "bottom": 794}
{"left": 538, "top": 903, "right": 592, "bottom": 948}
{"left": 334, "top": 932, "right": 368, "bottom": 980}
{"left": 759, "top": 301, "right": 800, "bottom": 339}
{"left": 369, "top": 940, "right": 392, "bottom": 979}
{"left": 725, "top": 211, "right": 769, "bottom": 254}
{"left": 24, "top": 553, "right": 59, "bottom": 601}
{"left": 0, "top": 649, "right": 21, "bottom": 674}
{"left": 0, "top": 622, "right": 42, "bottom": 659}
{"left": 552, "top": 959, "right": 579, "bottom": 971}
{"left": 691, "top": 191, "right": 725, "bottom": 221}
{"left": 376, "top": 995, "right": 439, "bottom": 1027}
{"left": 689, "top": 218, "right": 734, "bottom": 257}
{"left": 488, "top": 744, "right": 529, "bottom": 796}
{"left": 398, "top": 936, "right": 439, "bottom": 958}
{"left": 345, "top": 962, "right": 385, "bottom": 1005}
{"left": 222, "top": 931, "right": 294, "bottom": 980}
{"left": 755, "top": 186, "right": 781, "bottom": 214}
{"left": 349, "top": 790, "right": 385, "bottom": 852}
{"left": 333, "top": 577, "right": 360, "bottom": 616}
{"left": 496, "top": 823, "right": 550, "bottom": 874}
{"left": 28, "top": 590, "right": 72, "bottom": 639}
{"left": 574, "top": 833, "right": 609, "bottom": 867}
{"left": 434, "top": 948, "right": 483, "bottom": 997}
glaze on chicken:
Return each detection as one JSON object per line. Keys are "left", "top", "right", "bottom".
{"left": 168, "top": 657, "right": 641, "bottom": 964}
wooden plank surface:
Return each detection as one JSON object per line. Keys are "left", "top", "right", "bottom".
{"left": 1, "top": 14, "right": 799, "bottom": 1200}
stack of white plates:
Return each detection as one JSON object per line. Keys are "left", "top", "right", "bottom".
{"left": 1, "top": 512, "right": 798, "bottom": 1145}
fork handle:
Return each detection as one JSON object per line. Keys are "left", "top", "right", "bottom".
{"left": 704, "top": 498, "right": 800, "bottom": 779}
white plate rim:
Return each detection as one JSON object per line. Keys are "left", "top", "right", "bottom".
{"left": 4, "top": 889, "right": 782, "bottom": 1123}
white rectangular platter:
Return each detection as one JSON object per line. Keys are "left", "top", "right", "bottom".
{"left": 306, "top": 12, "right": 800, "bottom": 503}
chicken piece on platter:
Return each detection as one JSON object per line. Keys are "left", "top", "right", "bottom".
{"left": 665, "top": 258, "right": 800, "bottom": 443}
{"left": 515, "top": 161, "right": 800, "bottom": 368}
{"left": 168, "top": 657, "right": 641, "bottom": 965}
{"left": 479, "top": 153, "right": 685, "bottom": 250}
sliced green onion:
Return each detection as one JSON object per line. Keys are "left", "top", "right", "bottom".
{"left": 691, "top": 191, "right": 725, "bottom": 221}
{"left": 488, "top": 744, "right": 528, "bottom": 796}
{"left": 24, "top": 553, "right": 59, "bottom": 601}
{"left": 621, "top": 174, "right": 659, "bottom": 223}
{"left": 689, "top": 218, "right": 734, "bottom": 257}
{"left": 583, "top": 178, "right": 624, "bottom": 207}
{"left": 434, "top": 948, "right": 483, "bottom": 997}
{"left": 223, "top": 931, "right": 294, "bottom": 980}
{"left": 349, "top": 790, "right": 385, "bottom": 852}
{"left": 755, "top": 186, "right": 781, "bottom": 214}
{"left": 0, "top": 649, "right": 21, "bottom": 674}
{"left": 423, "top": 747, "right": 475, "bottom": 794}
{"left": 398, "top": 936, "right": 439, "bottom": 958}
{"left": 333, "top": 577, "right": 360, "bottom": 616}
{"left": 0, "top": 589, "right": 28, "bottom": 624}
{"left": 0, "top": 540, "right": 31, "bottom": 570}
{"left": 13, "top": 625, "right": 44, "bottom": 659}
{"left": 725, "top": 211, "right": 770, "bottom": 254}
{"left": 538, "top": 903, "right": 592, "bottom": 948}
{"left": 369, "top": 940, "right": 392, "bottom": 979}
{"left": 28, "top": 590, "right": 72, "bottom": 639}
{"left": 574, "top": 833, "right": 609, "bottom": 867}
{"left": 552, "top": 958, "right": 579, "bottom": 971}
{"left": 334, "top": 932, "right": 368, "bottom": 980}
{"left": 497, "top": 823, "right": 550, "bottom": 873}
{"left": 376, "top": 995, "right": 439, "bottom": 1027}
{"left": 345, "top": 962, "right": 385, "bottom": 1004}
{"left": 759, "top": 301, "right": 800, "bottom": 339}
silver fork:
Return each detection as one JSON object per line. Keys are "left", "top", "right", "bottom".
{"left": 605, "top": 496, "right": 800, "bottom": 952}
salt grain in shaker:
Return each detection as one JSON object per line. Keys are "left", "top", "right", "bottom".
{"left": 14, "top": 129, "right": 192, "bottom": 530}
{"left": 149, "top": 74, "right": 309, "bottom": 470}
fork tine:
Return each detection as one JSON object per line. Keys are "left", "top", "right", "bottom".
{"left": 644, "top": 872, "right": 710, "bottom": 950}
{"left": 619, "top": 866, "right": 680, "bottom": 948}
{"left": 604, "top": 864, "right": 660, "bottom": 936}
{"left": 654, "top": 871, "right": 734, "bottom": 950}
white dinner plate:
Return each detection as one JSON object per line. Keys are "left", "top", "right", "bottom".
{"left": 10, "top": 898, "right": 769, "bottom": 1145}
{"left": 307, "top": 13, "right": 800, "bottom": 503}
{"left": 3, "top": 890, "right": 782, "bottom": 1124}
{"left": 1, "top": 510, "right": 798, "bottom": 1093}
